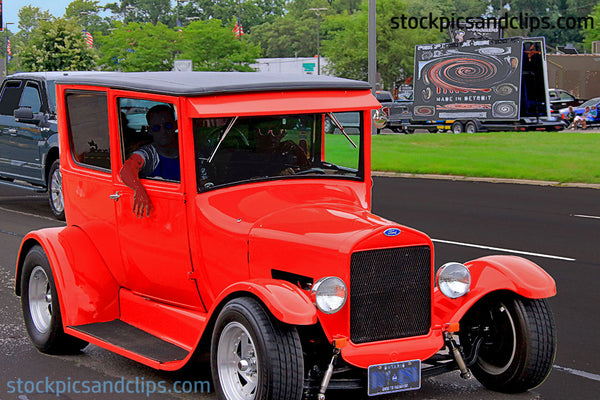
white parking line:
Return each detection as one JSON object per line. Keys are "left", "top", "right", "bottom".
{"left": 432, "top": 239, "right": 576, "bottom": 262}
{"left": 554, "top": 365, "right": 600, "bottom": 382}
{"left": 573, "top": 214, "right": 600, "bottom": 220}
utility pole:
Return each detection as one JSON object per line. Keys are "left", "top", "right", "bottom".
{"left": 309, "top": 8, "right": 327, "bottom": 75}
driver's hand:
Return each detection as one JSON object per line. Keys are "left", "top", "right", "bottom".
{"left": 133, "top": 188, "right": 152, "bottom": 217}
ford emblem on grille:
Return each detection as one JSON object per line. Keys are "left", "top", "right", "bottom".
{"left": 384, "top": 228, "right": 401, "bottom": 237}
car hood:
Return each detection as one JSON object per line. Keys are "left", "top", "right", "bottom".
{"left": 248, "top": 201, "right": 432, "bottom": 282}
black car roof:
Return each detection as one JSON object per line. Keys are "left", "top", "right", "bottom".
{"left": 52, "top": 71, "right": 372, "bottom": 96}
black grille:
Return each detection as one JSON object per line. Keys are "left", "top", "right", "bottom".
{"left": 350, "top": 246, "right": 431, "bottom": 344}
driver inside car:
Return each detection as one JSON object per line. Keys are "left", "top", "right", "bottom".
{"left": 120, "top": 104, "right": 180, "bottom": 217}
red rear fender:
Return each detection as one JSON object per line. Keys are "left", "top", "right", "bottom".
{"left": 16, "top": 227, "right": 120, "bottom": 327}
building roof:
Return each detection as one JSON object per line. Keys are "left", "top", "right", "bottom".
{"left": 50, "top": 71, "right": 371, "bottom": 96}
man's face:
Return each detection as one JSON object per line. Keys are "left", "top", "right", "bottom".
{"left": 148, "top": 111, "right": 176, "bottom": 147}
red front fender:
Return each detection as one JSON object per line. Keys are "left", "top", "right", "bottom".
{"left": 212, "top": 279, "right": 318, "bottom": 326}
{"left": 433, "top": 255, "right": 556, "bottom": 326}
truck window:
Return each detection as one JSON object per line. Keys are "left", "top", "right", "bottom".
{"left": 20, "top": 83, "right": 42, "bottom": 114}
{"left": 0, "top": 80, "right": 23, "bottom": 115}
{"left": 65, "top": 91, "right": 111, "bottom": 170}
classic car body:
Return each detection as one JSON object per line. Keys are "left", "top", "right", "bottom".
{"left": 15, "top": 72, "right": 556, "bottom": 400}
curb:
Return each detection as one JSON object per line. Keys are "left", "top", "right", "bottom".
{"left": 371, "top": 171, "right": 600, "bottom": 189}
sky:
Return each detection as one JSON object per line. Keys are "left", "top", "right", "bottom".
{"left": 2, "top": 0, "right": 110, "bottom": 28}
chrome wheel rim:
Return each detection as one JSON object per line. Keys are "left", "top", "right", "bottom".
{"left": 217, "top": 322, "right": 259, "bottom": 400}
{"left": 50, "top": 168, "right": 64, "bottom": 214}
{"left": 28, "top": 266, "right": 53, "bottom": 333}
{"left": 477, "top": 303, "right": 517, "bottom": 375}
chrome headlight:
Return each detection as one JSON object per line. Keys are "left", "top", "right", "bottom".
{"left": 437, "top": 262, "right": 471, "bottom": 299}
{"left": 311, "top": 277, "right": 347, "bottom": 314}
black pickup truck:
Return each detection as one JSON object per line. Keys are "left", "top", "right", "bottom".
{"left": 0, "top": 72, "right": 65, "bottom": 219}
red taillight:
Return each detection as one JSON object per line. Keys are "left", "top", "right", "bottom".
{"left": 382, "top": 107, "right": 390, "bottom": 116}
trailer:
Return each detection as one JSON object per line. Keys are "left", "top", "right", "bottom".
{"left": 393, "top": 37, "right": 565, "bottom": 133}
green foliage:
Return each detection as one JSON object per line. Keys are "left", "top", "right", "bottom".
{"left": 64, "top": 0, "right": 115, "bottom": 35}
{"left": 18, "top": 18, "right": 97, "bottom": 72}
{"left": 176, "top": 20, "right": 261, "bottom": 71}
{"left": 97, "top": 20, "right": 260, "bottom": 72}
{"left": 583, "top": 3, "right": 600, "bottom": 51}
{"left": 322, "top": 0, "right": 448, "bottom": 89}
{"left": 97, "top": 22, "right": 178, "bottom": 71}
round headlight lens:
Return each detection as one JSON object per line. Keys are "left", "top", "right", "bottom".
{"left": 311, "top": 277, "right": 347, "bottom": 314}
{"left": 437, "top": 262, "right": 471, "bottom": 299}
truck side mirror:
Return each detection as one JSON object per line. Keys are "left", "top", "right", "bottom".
{"left": 14, "top": 106, "right": 48, "bottom": 126}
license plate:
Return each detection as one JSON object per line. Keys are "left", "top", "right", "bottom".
{"left": 367, "top": 359, "right": 421, "bottom": 396}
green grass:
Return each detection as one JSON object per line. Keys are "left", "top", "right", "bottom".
{"left": 327, "top": 131, "right": 600, "bottom": 184}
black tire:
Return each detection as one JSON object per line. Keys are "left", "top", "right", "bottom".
{"left": 211, "top": 297, "right": 304, "bottom": 400}
{"left": 427, "top": 128, "right": 439, "bottom": 133}
{"left": 21, "top": 245, "right": 88, "bottom": 354}
{"left": 451, "top": 121, "right": 464, "bottom": 134}
{"left": 465, "top": 121, "right": 477, "bottom": 133}
{"left": 459, "top": 293, "right": 556, "bottom": 393}
{"left": 405, "top": 128, "right": 415, "bottom": 134}
{"left": 47, "top": 159, "right": 65, "bottom": 220}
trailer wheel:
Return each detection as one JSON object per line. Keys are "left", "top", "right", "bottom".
{"left": 427, "top": 128, "right": 439, "bottom": 133}
{"left": 451, "top": 121, "right": 464, "bottom": 134}
{"left": 465, "top": 121, "right": 477, "bottom": 133}
{"left": 459, "top": 293, "right": 556, "bottom": 393}
{"left": 211, "top": 297, "right": 304, "bottom": 400}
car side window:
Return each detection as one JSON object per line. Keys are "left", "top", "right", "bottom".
{"left": 20, "top": 83, "right": 42, "bottom": 113}
{"left": 118, "top": 98, "right": 180, "bottom": 182}
{"left": 0, "top": 80, "right": 23, "bottom": 116}
{"left": 559, "top": 92, "right": 574, "bottom": 101}
{"left": 65, "top": 91, "right": 111, "bottom": 170}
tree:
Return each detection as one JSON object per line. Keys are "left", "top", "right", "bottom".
{"left": 321, "top": 0, "right": 449, "bottom": 89}
{"left": 177, "top": 19, "right": 261, "bottom": 71}
{"left": 97, "top": 22, "right": 178, "bottom": 71}
{"left": 583, "top": 3, "right": 600, "bottom": 51}
{"left": 64, "top": 0, "right": 114, "bottom": 35}
{"left": 18, "top": 18, "right": 97, "bottom": 71}
{"left": 105, "top": 0, "right": 172, "bottom": 25}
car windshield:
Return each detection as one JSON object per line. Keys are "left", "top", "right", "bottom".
{"left": 193, "top": 112, "right": 363, "bottom": 191}
{"left": 580, "top": 97, "right": 600, "bottom": 108}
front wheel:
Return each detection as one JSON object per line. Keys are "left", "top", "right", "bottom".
{"left": 47, "top": 160, "right": 65, "bottom": 220}
{"left": 211, "top": 297, "right": 304, "bottom": 400}
{"left": 21, "top": 246, "right": 88, "bottom": 354}
{"left": 459, "top": 293, "right": 556, "bottom": 393}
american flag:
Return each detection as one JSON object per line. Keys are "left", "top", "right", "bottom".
{"left": 7, "top": 38, "right": 12, "bottom": 63}
{"left": 233, "top": 18, "right": 244, "bottom": 38}
{"left": 82, "top": 30, "right": 94, "bottom": 48}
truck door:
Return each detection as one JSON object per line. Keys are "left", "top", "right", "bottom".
{"left": 111, "top": 96, "right": 204, "bottom": 310}
{"left": 8, "top": 81, "right": 48, "bottom": 181}
{"left": 0, "top": 79, "right": 25, "bottom": 177}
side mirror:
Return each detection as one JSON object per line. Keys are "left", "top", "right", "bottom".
{"left": 14, "top": 106, "right": 48, "bottom": 126}
{"left": 372, "top": 109, "right": 388, "bottom": 129}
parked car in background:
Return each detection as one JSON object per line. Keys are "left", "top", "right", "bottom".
{"left": 559, "top": 96, "right": 600, "bottom": 120}
{"left": 0, "top": 72, "right": 63, "bottom": 219}
{"left": 549, "top": 88, "right": 585, "bottom": 116}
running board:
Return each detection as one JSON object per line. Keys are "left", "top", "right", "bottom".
{"left": 69, "top": 320, "right": 189, "bottom": 363}
{"left": 0, "top": 178, "right": 46, "bottom": 193}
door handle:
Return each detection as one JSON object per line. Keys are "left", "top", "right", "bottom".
{"left": 109, "top": 191, "right": 121, "bottom": 201}
{"left": 8, "top": 128, "right": 17, "bottom": 135}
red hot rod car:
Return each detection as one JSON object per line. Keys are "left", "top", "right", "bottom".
{"left": 15, "top": 72, "right": 556, "bottom": 400}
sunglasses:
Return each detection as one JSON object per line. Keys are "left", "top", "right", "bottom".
{"left": 151, "top": 122, "right": 175, "bottom": 132}
{"left": 258, "top": 128, "right": 285, "bottom": 137}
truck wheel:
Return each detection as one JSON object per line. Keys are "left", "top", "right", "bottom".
{"left": 48, "top": 160, "right": 65, "bottom": 221}
{"left": 451, "top": 121, "right": 464, "bottom": 134}
{"left": 21, "top": 246, "right": 88, "bottom": 354}
{"left": 459, "top": 293, "right": 556, "bottom": 393}
{"left": 427, "top": 128, "right": 439, "bottom": 133}
{"left": 465, "top": 121, "right": 477, "bottom": 133}
{"left": 211, "top": 297, "right": 303, "bottom": 400}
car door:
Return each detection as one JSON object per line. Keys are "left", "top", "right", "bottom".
{"left": 111, "top": 95, "right": 204, "bottom": 309}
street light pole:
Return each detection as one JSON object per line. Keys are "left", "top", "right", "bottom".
{"left": 309, "top": 8, "right": 327, "bottom": 75}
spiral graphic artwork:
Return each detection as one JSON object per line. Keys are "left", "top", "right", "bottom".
{"left": 414, "top": 106, "right": 435, "bottom": 116}
{"left": 492, "top": 101, "right": 518, "bottom": 118}
{"left": 426, "top": 57, "right": 497, "bottom": 94}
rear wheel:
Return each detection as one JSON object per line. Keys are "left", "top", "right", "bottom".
{"left": 451, "top": 121, "right": 464, "bottom": 134}
{"left": 465, "top": 121, "right": 477, "bottom": 133}
{"left": 21, "top": 245, "right": 88, "bottom": 354}
{"left": 459, "top": 293, "right": 556, "bottom": 393}
{"left": 211, "top": 297, "right": 304, "bottom": 400}
{"left": 48, "top": 160, "right": 65, "bottom": 220}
